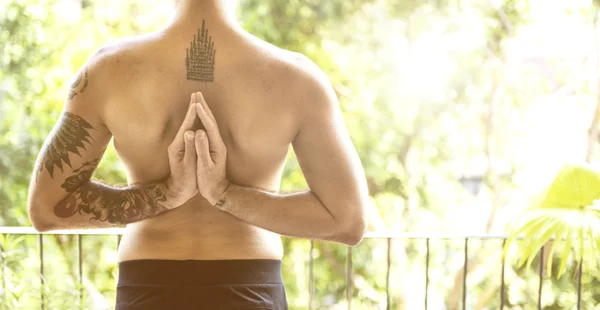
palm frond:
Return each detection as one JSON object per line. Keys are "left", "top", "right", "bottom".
{"left": 504, "top": 164, "right": 600, "bottom": 278}
{"left": 539, "top": 164, "right": 600, "bottom": 209}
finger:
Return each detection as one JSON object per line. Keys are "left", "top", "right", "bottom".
{"left": 195, "top": 101, "right": 225, "bottom": 155}
{"left": 195, "top": 130, "right": 211, "bottom": 167}
{"left": 195, "top": 92, "right": 216, "bottom": 123}
{"left": 183, "top": 130, "right": 196, "bottom": 165}
{"left": 172, "top": 101, "right": 197, "bottom": 150}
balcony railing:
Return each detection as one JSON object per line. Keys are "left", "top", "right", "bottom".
{"left": 0, "top": 227, "right": 586, "bottom": 310}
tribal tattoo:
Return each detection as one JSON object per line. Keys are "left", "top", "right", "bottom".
{"left": 54, "top": 160, "right": 170, "bottom": 224}
{"left": 185, "top": 20, "right": 216, "bottom": 82}
{"left": 37, "top": 112, "right": 95, "bottom": 179}
{"left": 68, "top": 67, "right": 89, "bottom": 100}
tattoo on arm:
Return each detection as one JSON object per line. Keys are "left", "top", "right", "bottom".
{"left": 54, "top": 159, "right": 170, "bottom": 224}
{"left": 68, "top": 68, "right": 89, "bottom": 100}
{"left": 37, "top": 109, "right": 170, "bottom": 224}
{"left": 185, "top": 20, "right": 216, "bottom": 82}
{"left": 37, "top": 112, "right": 95, "bottom": 179}
{"left": 214, "top": 198, "right": 226, "bottom": 208}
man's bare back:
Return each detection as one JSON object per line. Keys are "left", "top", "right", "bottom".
{"left": 105, "top": 18, "right": 311, "bottom": 261}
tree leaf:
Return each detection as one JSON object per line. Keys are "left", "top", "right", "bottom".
{"left": 546, "top": 223, "right": 568, "bottom": 278}
{"left": 540, "top": 164, "right": 600, "bottom": 210}
{"left": 522, "top": 217, "right": 561, "bottom": 270}
{"left": 503, "top": 216, "right": 547, "bottom": 262}
{"left": 557, "top": 229, "right": 573, "bottom": 279}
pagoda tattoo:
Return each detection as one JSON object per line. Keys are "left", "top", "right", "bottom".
{"left": 186, "top": 20, "right": 216, "bottom": 82}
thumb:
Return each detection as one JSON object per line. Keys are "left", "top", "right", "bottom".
{"left": 183, "top": 131, "right": 196, "bottom": 165}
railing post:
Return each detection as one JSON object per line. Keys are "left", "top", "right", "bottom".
{"left": 308, "top": 240, "right": 314, "bottom": 310}
{"left": 386, "top": 238, "right": 391, "bottom": 310}
{"left": 538, "top": 244, "right": 544, "bottom": 310}
{"left": 577, "top": 257, "right": 583, "bottom": 310}
{"left": 463, "top": 238, "right": 468, "bottom": 310}
{"left": 39, "top": 234, "right": 44, "bottom": 310}
{"left": 425, "top": 238, "right": 430, "bottom": 310}
{"left": 500, "top": 239, "right": 506, "bottom": 310}
{"left": 0, "top": 235, "right": 3, "bottom": 296}
{"left": 346, "top": 246, "right": 352, "bottom": 310}
{"left": 78, "top": 234, "right": 83, "bottom": 307}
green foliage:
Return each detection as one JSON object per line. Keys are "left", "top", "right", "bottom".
{"left": 0, "top": 235, "right": 29, "bottom": 309}
{"left": 0, "top": 0, "right": 62, "bottom": 226}
{"left": 504, "top": 164, "right": 600, "bottom": 279}
{"left": 2, "top": 0, "right": 600, "bottom": 308}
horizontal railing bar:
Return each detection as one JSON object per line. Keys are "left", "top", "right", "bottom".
{"left": 0, "top": 227, "right": 587, "bottom": 241}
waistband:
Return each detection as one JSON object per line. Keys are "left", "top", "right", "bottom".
{"left": 118, "top": 259, "right": 283, "bottom": 286}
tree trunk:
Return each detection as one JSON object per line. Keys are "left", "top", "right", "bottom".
{"left": 447, "top": 64, "right": 502, "bottom": 310}
{"left": 587, "top": 9, "right": 600, "bottom": 164}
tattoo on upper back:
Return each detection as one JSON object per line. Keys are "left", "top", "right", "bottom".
{"left": 54, "top": 159, "right": 169, "bottom": 224}
{"left": 68, "top": 67, "right": 89, "bottom": 100}
{"left": 37, "top": 112, "right": 95, "bottom": 179}
{"left": 186, "top": 20, "right": 216, "bottom": 82}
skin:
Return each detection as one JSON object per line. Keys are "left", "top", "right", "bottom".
{"left": 27, "top": 0, "right": 369, "bottom": 262}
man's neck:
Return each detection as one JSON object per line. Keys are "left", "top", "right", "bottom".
{"left": 170, "top": 0, "right": 239, "bottom": 30}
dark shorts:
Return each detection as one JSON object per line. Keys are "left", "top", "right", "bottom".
{"left": 116, "top": 259, "right": 288, "bottom": 310}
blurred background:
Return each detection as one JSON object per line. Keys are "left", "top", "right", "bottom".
{"left": 1, "top": 0, "right": 600, "bottom": 309}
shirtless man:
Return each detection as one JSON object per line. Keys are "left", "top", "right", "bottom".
{"left": 27, "top": 0, "right": 369, "bottom": 308}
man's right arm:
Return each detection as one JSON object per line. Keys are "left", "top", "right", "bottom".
{"left": 27, "top": 52, "right": 200, "bottom": 232}
{"left": 200, "top": 58, "right": 370, "bottom": 246}
{"left": 28, "top": 99, "right": 199, "bottom": 231}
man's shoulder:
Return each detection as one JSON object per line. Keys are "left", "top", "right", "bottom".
{"left": 269, "top": 49, "right": 333, "bottom": 99}
{"left": 283, "top": 51, "right": 337, "bottom": 110}
{"left": 68, "top": 34, "right": 157, "bottom": 116}
{"left": 81, "top": 34, "right": 160, "bottom": 94}
{"left": 89, "top": 34, "right": 155, "bottom": 68}
{"left": 276, "top": 49, "right": 324, "bottom": 79}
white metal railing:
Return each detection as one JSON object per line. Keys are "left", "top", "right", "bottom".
{"left": 0, "top": 226, "right": 586, "bottom": 310}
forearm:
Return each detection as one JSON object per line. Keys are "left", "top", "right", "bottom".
{"left": 58, "top": 179, "right": 174, "bottom": 227}
{"left": 214, "top": 184, "right": 356, "bottom": 244}
{"left": 30, "top": 176, "right": 179, "bottom": 231}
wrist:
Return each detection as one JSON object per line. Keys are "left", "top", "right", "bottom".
{"left": 163, "top": 178, "right": 182, "bottom": 210}
{"left": 212, "top": 179, "right": 231, "bottom": 208}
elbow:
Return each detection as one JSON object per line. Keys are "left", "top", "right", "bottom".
{"left": 339, "top": 198, "right": 369, "bottom": 246}
{"left": 30, "top": 217, "right": 54, "bottom": 233}
{"left": 29, "top": 210, "right": 55, "bottom": 233}
{"left": 28, "top": 200, "right": 56, "bottom": 233}
{"left": 339, "top": 215, "right": 368, "bottom": 247}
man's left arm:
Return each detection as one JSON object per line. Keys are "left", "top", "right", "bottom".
{"left": 191, "top": 73, "right": 370, "bottom": 246}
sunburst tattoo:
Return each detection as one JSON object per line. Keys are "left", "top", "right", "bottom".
{"left": 67, "top": 68, "right": 89, "bottom": 100}
{"left": 38, "top": 112, "right": 95, "bottom": 179}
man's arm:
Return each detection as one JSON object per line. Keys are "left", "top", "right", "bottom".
{"left": 193, "top": 58, "right": 370, "bottom": 246}
{"left": 28, "top": 51, "right": 199, "bottom": 232}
